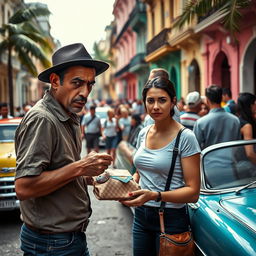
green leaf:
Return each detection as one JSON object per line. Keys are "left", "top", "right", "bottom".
{"left": 173, "top": 0, "right": 251, "bottom": 39}
{"left": 9, "top": 5, "right": 51, "bottom": 24}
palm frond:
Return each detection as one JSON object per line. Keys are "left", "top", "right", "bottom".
{"left": 16, "top": 48, "right": 38, "bottom": 76}
{"left": 4, "top": 23, "right": 22, "bottom": 35}
{"left": 21, "top": 23, "right": 52, "bottom": 53}
{"left": 0, "top": 41, "right": 8, "bottom": 55}
{"left": 174, "top": 0, "right": 251, "bottom": 37}
{"left": 10, "top": 34, "right": 51, "bottom": 68}
{"left": 0, "top": 27, "right": 6, "bottom": 35}
{"left": 220, "top": 0, "right": 251, "bottom": 36}
{"left": 20, "top": 22, "right": 41, "bottom": 35}
{"left": 9, "top": 5, "right": 50, "bottom": 24}
{"left": 93, "top": 42, "right": 113, "bottom": 65}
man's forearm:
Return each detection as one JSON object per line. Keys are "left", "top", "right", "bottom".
{"left": 15, "top": 161, "right": 81, "bottom": 200}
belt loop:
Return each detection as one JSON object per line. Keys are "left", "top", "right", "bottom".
{"left": 81, "top": 220, "right": 89, "bottom": 232}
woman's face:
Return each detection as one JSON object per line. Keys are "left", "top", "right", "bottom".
{"left": 145, "top": 87, "right": 173, "bottom": 121}
{"left": 199, "top": 103, "right": 209, "bottom": 117}
{"left": 108, "top": 110, "right": 114, "bottom": 118}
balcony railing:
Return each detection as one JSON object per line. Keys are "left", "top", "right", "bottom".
{"left": 114, "top": 63, "right": 130, "bottom": 78}
{"left": 115, "top": 1, "right": 146, "bottom": 45}
{"left": 146, "top": 28, "right": 171, "bottom": 55}
{"left": 129, "top": 53, "right": 146, "bottom": 69}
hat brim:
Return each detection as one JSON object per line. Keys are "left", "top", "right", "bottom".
{"left": 38, "top": 59, "right": 109, "bottom": 83}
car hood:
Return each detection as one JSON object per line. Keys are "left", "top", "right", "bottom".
{"left": 220, "top": 190, "right": 256, "bottom": 233}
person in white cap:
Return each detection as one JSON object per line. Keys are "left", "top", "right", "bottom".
{"left": 15, "top": 43, "right": 113, "bottom": 255}
{"left": 180, "top": 91, "right": 202, "bottom": 130}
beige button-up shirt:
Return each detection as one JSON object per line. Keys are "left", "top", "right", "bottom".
{"left": 15, "top": 91, "right": 91, "bottom": 232}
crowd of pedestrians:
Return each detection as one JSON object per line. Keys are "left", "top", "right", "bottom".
{"left": 77, "top": 85, "right": 256, "bottom": 158}
{"left": 0, "top": 40, "right": 255, "bottom": 256}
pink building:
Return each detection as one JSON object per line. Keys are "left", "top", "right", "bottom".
{"left": 113, "top": 0, "right": 137, "bottom": 100}
{"left": 198, "top": 6, "right": 256, "bottom": 99}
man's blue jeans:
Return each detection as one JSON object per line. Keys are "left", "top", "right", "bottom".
{"left": 20, "top": 224, "right": 90, "bottom": 256}
{"left": 133, "top": 205, "right": 189, "bottom": 256}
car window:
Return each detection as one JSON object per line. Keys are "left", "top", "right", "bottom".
{"left": 203, "top": 143, "right": 256, "bottom": 189}
{"left": 0, "top": 125, "right": 18, "bottom": 141}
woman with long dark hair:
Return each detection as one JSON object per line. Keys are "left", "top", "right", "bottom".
{"left": 236, "top": 92, "right": 256, "bottom": 164}
{"left": 122, "top": 77, "right": 200, "bottom": 256}
{"left": 237, "top": 92, "right": 256, "bottom": 139}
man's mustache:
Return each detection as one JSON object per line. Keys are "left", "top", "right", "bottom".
{"left": 73, "top": 96, "right": 87, "bottom": 104}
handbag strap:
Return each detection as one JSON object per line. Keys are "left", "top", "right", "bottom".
{"left": 159, "top": 127, "right": 185, "bottom": 233}
{"left": 86, "top": 114, "right": 96, "bottom": 126}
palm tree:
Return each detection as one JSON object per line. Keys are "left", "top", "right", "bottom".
{"left": 174, "top": 0, "right": 252, "bottom": 39}
{"left": 0, "top": 3, "right": 53, "bottom": 116}
{"left": 93, "top": 42, "right": 114, "bottom": 66}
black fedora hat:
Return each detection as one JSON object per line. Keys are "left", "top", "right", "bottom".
{"left": 38, "top": 43, "right": 109, "bottom": 83}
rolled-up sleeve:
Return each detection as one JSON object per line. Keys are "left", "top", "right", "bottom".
{"left": 15, "top": 115, "right": 56, "bottom": 179}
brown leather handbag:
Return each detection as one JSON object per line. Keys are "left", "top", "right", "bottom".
{"left": 158, "top": 128, "right": 195, "bottom": 256}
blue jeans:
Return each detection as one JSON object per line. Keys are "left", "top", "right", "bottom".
{"left": 20, "top": 224, "right": 90, "bottom": 256}
{"left": 133, "top": 205, "right": 189, "bottom": 256}
{"left": 105, "top": 135, "right": 118, "bottom": 149}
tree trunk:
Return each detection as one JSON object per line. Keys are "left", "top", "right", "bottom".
{"left": 7, "top": 45, "right": 14, "bottom": 116}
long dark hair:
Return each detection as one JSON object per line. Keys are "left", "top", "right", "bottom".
{"left": 237, "top": 92, "right": 256, "bottom": 138}
{"left": 142, "top": 76, "right": 176, "bottom": 117}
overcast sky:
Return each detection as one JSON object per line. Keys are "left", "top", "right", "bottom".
{"left": 25, "top": 0, "right": 115, "bottom": 54}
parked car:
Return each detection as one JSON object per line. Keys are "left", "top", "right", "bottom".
{"left": 0, "top": 118, "right": 22, "bottom": 211}
{"left": 190, "top": 139, "right": 256, "bottom": 256}
{"left": 115, "top": 138, "right": 256, "bottom": 255}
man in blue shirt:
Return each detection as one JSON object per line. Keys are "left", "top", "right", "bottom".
{"left": 222, "top": 88, "right": 237, "bottom": 115}
{"left": 193, "top": 85, "right": 240, "bottom": 149}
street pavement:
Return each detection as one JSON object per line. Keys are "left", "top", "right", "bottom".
{"left": 87, "top": 186, "right": 133, "bottom": 256}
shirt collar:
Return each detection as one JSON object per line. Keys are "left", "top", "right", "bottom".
{"left": 209, "top": 107, "right": 225, "bottom": 113}
{"left": 43, "top": 90, "right": 80, "bottom": 124}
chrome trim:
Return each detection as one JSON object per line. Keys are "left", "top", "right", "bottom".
{"left": 201, "top": 139, "right": 256, "bottom": 155}
{"left": 0, "top": 177, "right": 15, "bottom": 181}
{"left": 220, "top": 198, "right": 256, "bottom": 235}
{"left": 0, "top": 185, "right": 15, "bottom": 189}
{"left": 188, "top": 202, "right": 200, "bottom": 209}
{"left": 0, "top": 192, "right": 16, "bottom": 197}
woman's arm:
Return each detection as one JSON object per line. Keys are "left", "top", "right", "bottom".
{"left": 122, "top": 153, "right": 200, "bottom": 207}
{"left": 133, "top": 170, "right": 140, "bottom": 183}
{"left": 241, "top": 124, "right": 256, "bottom": 164}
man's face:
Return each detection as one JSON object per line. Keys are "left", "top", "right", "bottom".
{"left": 0, "top": 106, "right": 8, "bottom": 118}
{"left": 52, "top": 66, "right": 96, "bottom": 114}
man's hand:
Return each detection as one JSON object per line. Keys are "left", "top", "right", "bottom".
{"left": 79, "top": 151, "right": 113, "bottom": 177}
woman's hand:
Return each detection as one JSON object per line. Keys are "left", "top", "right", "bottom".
{"left": 121, "top": 189, "right": 156, "bottom": 207}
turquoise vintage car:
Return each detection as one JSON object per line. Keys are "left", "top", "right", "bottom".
{"left": 115, "top": 139, "right": 256, "bottom": 255}
{"left": 189, "top": 139, "right": 256, "bottom": 256}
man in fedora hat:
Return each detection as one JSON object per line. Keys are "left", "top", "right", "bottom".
{"left": 14, "top": 43, "right": 113, "bottom": 255}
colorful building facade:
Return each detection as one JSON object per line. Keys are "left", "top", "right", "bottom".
{"left": 113, "top": 0, "right": 148, "bottom": 100}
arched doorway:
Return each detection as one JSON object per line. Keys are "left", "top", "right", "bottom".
{"left": 242, "top": 38, "right": 256, "bottom": 94}
{"left": 212, "top": 51, "right": 231, "bottom": 88}
{"left": 188, "top": 59, "right": 200, "bottom": 92}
